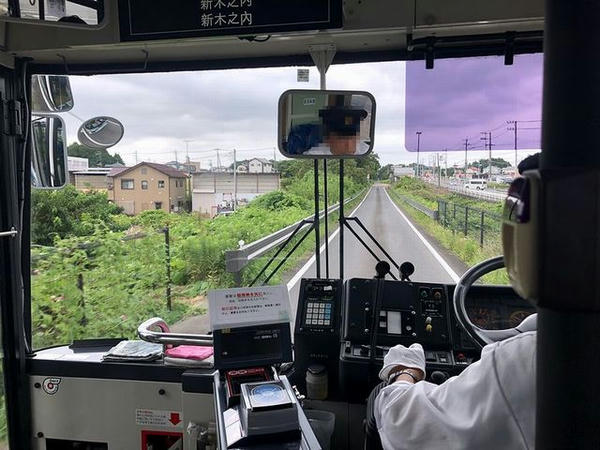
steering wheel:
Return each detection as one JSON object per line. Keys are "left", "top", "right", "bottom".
{"left": 453, "top": 256, "right": 537, "bottom": 348}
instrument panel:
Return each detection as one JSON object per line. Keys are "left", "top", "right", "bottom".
{"left": 462, "top": 285, "right": 536, "bottom": 330}
{"left": 293, "top": 277, "right": 536, "bottom": 401}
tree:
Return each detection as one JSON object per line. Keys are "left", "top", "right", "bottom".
{"left": 472, "top": 158, "right": 511, "bottom": 170}
{"left": 31, "top": 185, "right": 125, "bottom": 245}
{"left": 377, "top": 164, "right": 394, "bottom": 180}
{"left": 68, "top": 143, "right": 124, "bottom": 167}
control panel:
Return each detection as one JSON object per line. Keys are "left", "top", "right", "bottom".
{"left": 292, "top": 278, "right": 343, "bottom": 397}
{"left": 296, "top": 278, "right": 341, "bottom": 333}
{"left": 342, "top": 278, "right": 451, "bottom": 347}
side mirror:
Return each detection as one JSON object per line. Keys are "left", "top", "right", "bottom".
{"left": 77, "top": 116, "right": 124, "bottom": 149}
{"left": 31, "top": 115, "right": 68, "bottom": 188}
{"left": 31, "top": 75, "right": 74, "bottom": 113}
{"left": 278, "top": 89, "right": 376, "bottom": 159}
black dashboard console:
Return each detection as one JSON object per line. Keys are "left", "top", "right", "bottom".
{"left": 339, "top": 278, "right": 459, "bottom": 401}
{"left": 291, "top": 276, "right": 535, "bottom": 403}
{"left": 292, "top": 278, "right": 343, "bottom": 396}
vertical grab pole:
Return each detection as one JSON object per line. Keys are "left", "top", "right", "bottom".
{"left": 324, "top": 160, "right": 329, "bottom": 278}
{"left": 309, "top": 43, "right": 336, "bottom": 280}
{"left": 314, "top": 159, "right": 321, "bottom": 278}
{"left": 339, "top": 160, "right": 345, "bottom": 280}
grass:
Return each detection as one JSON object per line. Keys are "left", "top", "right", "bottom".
{"left": 388, "top": 181, "right": 509, "bottom": 285}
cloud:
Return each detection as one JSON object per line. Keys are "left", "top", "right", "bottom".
{"left": 62, "top": 55, "right": 541, "bottom": 168}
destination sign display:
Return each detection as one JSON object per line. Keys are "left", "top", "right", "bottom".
{"left": 118, "top": 0, "right": 343, "bottom": 42}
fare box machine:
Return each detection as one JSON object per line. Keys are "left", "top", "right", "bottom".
{"left": 208, "top": 286, "right": 321, "bottom": 449}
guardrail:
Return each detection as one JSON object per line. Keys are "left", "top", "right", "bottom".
{"left": 395, "top": 194, "right": 439, "bottom": 220}
{"left": 225, "top": 189, "right": 367, "bottom": 280}
{"left": 423, "top": 178, "right": 506, "bottom": 202}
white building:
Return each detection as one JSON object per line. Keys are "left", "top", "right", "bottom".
{"left": 248, "top": 158, "right": 273, "bottom": 174}
{"left": 392, "top": 165, "right": 414, "bottom": 177}
{"left": 192, "top": 172, "right": 280, "bottom": 216}
{"left": 68, "top": 156, "right": 89, "bottom": 172}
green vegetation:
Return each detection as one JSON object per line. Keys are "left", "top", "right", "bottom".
{"left": 31, "top": 159, "right": 372, "bottom": 349}
{"left": 31, "top": 185, "right": 126, "bottom": 245}
{"left": 390, "top": 177, "right": 508, "bottom": 284}
{"left": 68, "top": 142, "right": 125, "bottom": 167}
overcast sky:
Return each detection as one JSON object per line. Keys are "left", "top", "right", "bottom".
{"left": 64, "top": 54, "right": 542, "bottom": 169}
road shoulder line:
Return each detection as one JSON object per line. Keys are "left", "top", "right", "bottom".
{"left": 383, "top": 188, "right": 461, "bottom": 283}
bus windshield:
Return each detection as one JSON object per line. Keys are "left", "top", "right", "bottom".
{"left": 30, "top": 56, "right": 542, "bottom": 349}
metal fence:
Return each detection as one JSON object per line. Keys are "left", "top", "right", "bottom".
{"left": 437, "top": 200, "right": 502, "bottom": 248}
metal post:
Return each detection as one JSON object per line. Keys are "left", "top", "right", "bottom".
{"left": 464, "top": 207, "right": 468, "bottom": 236}
{"left": 339, "top": 160, "right": 345, "bottom": 280}
{"left": 480, "top": 211, "right": 485, "bottom": 248}
{"left": 324, "top": 160, "right": 329, "bottom": 278}
{"left": 163, "top": 227, "right": 172, "bottom": 311}
{"left": 444, "top": 201, "right": 448, "bottom": 227}
{"left": 233, "top": 149, "right": 237, "bottom": 211}
{"left": 77, "top": 273, "right": 87, "bottom": 326}
{"left": 313, "top": 160, "right": 321, "bottom": 278}
{"left": 537, "top": 1, "right": 600, "bottom": 447}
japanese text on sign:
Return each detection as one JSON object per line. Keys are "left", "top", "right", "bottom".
{"left": 208, "top": 285, "right": 291, "bottom": 330}
{"left": 200, "top": 0, "right": 254, "bottom": 28}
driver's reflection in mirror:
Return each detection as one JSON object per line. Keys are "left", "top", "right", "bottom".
{"left": 287, "top": 94, "right": 370, "bottom": 156}
{"left": 370, "top": 155, "right": 540, "bottom": 450}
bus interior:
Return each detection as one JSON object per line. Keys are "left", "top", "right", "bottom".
{"left": 0, "top": 0, "right": 599, "bottom": 449}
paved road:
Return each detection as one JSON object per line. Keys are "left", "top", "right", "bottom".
{"left": 286, "top": 184, "right": 463, "bottom": 325}
{"left": 173, "top": 185, "right": 465, "bottom": 333}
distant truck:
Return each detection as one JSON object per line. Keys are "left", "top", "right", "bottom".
{"left": 464, "top": 179, "right": 488, "bottom": 190}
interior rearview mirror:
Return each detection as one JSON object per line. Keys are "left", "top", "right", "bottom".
{"left": 77, "top": 116, "right": 124, "bottom": 149}
{"left": 31, "top": 115, "right": 68, "bottom": 189}
{"left": 31, "top": 75, "right": 74, "bottom": 113}
{"left": 278, "top": 90, "right": 376, "bottom": 159}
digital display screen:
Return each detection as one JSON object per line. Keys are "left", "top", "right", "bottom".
{"left": 119, "top": 0, "right": 342, "bottom": 42}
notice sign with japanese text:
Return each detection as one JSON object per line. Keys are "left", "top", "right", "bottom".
{"left": 208, "top": 285, "right": 291, "bottom": 331}
{"left": 118, "top": 0, "right": 342, "bottom": 42}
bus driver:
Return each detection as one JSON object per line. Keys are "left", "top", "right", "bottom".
{"left": 372, "top": 156, "right": 540, "bottom": 450}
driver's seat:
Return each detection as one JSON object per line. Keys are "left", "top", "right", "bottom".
{"left": 364, "top": 382, "right": 386, "bottom": 450}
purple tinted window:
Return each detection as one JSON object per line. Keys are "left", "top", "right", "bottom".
{"left": 405, "top": 54, "right": 543, "bottom": 153}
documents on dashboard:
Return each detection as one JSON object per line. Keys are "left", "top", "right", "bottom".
{"left": 208, "top": 285, "right": 291, "bottom": 331}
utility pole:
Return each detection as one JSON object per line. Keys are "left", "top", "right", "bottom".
{"left": 174, "top": 150, "right": 179, "bottom": 170}
{"left": 216, "top": 150, "right": 222, "bottom": 171}
{"left": 437, "top": 153, "right": 441, "bottom": 187}
{"left": 480, "top": 131, "right": 493, "bottom": 179}
{"left": 233, "top": 149, "right": 237, "bottom": 211}
{"left": 183, "top": 139, "right": 194, "bottom": 163}
{"left": 507, "top": 120, "right": 519, "bottom": 171}
{"left": 445, "top": 148, "right": 448, "bottom": 180}
{"left": 416, "top": 131, "right": 422, "bottom": 177}
{"left": 134, "top": 150, "right": 138, "bottom": 164}
{"left": 464, "top": 138, "right": 469, "bottom": 177}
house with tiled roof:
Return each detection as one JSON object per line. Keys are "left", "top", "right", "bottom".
{"left": 107, "top": 162, "right": 189, "bottom": 215}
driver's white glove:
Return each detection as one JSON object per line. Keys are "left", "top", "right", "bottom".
{"left": 379, "top": 343, "right": 426, "bottom": 382}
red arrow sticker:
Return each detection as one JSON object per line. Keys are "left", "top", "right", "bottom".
{"left": 169, "top": 413, "right": 181, "bottom": 426}
{"left": 136, "top": 409, "right": 184, "bottom": 428}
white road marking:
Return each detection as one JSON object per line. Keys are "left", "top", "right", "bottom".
{"left": 383, "top": 188, "right": 461, "bottom": 283}
{"left": 286, "top": 187, "right": 373, "bottom": 292}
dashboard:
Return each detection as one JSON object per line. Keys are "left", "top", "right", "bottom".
{"left": 292, "top": 278, "right": 536, "bottom": 402}
{"left": 462, "top": 285, "right": 535, "bottom": 330}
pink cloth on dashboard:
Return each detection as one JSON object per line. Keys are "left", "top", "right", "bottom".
{"left": 165, "top": 346, "right": 214, "bottom": 361}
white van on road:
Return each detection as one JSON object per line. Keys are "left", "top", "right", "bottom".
{"left": 464, "top": 179, "right": 488, "bottom": 190}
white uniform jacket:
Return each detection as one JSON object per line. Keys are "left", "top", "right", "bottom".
{"left": 375, "top": 330, "right": 536, "bottom": 450}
